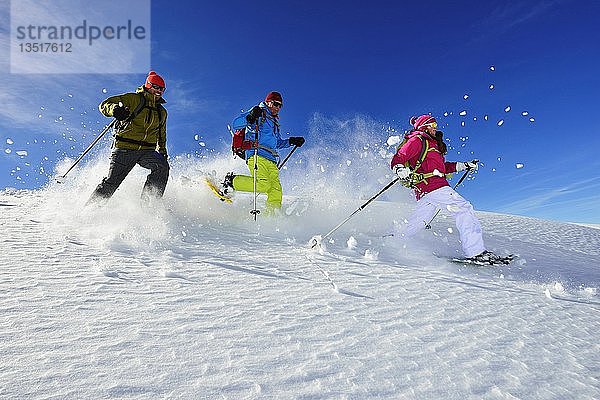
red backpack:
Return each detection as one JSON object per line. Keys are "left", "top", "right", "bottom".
{"left": 231, "top": 127, "right": 258, "bottom": 159}
{"left": 231, "top": 106, "right": 266, "bottom": 159}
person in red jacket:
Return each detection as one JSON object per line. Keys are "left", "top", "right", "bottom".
{"left": 391, "top": 114, "right": 499, "bottom": 263}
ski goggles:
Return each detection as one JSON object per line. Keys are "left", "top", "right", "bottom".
{"left": 271, "top": 101, "right": 283, "bottom": 109}
{"left": 424, "top": 121, "right": 438, "bottom": 129}
{"left": 150, "top": 83, "right": 165, "bottom": 92}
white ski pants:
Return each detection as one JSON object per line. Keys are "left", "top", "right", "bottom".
{"left": 401, "top": 186, "right": 485, "bottom": 257}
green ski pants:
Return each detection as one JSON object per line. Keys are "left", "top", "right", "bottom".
{"left": 233, "top": 155, "right": 283, "bottom": 211}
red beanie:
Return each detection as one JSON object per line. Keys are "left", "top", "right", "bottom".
{"left": 265, "top": 91, "right": 283, "bottom": 103}
{"left": 411, "top": 114, "right": 436, "bottom": 130}
{"left": 145, "top": 71, "right": 165, "bottom": 89}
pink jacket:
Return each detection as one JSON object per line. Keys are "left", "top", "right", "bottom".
{"left": 391, "top": 130, "right": 458, "bottom": 199}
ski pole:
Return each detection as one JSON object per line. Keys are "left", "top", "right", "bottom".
{"left": 250, "top": 121, "right": 260, "bottom": 220}
{"left": 57, "top": 119, "right": 116, "bottom": 182}
{"left": 425, "top": 160, "right": 478, "bottom": 229}
{"left": 277, "top": 145, "right": 298, "bottom": 170}
{"left": 310, "top": 177, "right": 401, "bottom": 248}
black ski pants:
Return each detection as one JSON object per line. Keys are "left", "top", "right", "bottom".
{"left": 90, "top": 148, "right": 169, "bottom": 202}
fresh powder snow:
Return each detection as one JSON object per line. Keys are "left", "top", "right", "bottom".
{"left": 1, "top": 140, "right": 598, "bottom": 399}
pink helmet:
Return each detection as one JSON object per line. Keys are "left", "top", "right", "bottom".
{"left": 410, "top": 114, "right": 436, "bottom": 130}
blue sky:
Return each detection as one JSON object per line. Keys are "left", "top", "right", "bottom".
{"left": 1, "top": 0, "right": 599, "bottom": 223}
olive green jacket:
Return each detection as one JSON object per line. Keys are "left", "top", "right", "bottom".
{"left": 99, "top": 86, "right": 167, "bottom": 154}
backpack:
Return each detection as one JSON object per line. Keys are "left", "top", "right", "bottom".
{"left": 396, "top": 130, "right": 440, "bottom": 188}
{"left": 231, "top": 107, "right": 269, "bottom": 158}
{"left": 397, "top": 130, "right": 432, "bottom": 171}
{"left": 231, "top": 127, "right": 258, "bottom": 159}
{"left": 115, "top": 92, "right": 165, "bottom": 131}
{"left": 114, "top": 93, "right": 166, "bottom": 148}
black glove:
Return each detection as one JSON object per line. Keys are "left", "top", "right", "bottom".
{"left": 289, "top": 137, "right": 305, "bottom": 147}
{"left": 245, "top": 106, "right": 262, "bottom": 125}
{"left": 113, "top": 105, "right": 130, "bottom": 121}
{"left": 159, "top": 151, "right": 168, "bottom": 161}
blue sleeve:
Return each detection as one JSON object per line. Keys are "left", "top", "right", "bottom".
{"left": 274, "top": 130, "right": 290, "bottom": 149}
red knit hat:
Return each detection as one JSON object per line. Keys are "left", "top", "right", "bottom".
{"left": 411, "top": 114, "right": 436, "bottom": 130}
{"left": 265, "top": 91, "right": 283, "bottom": 103}
{"left": 144, "top": 71, "right": 165, "bottom": 89}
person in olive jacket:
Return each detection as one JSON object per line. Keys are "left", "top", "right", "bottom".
{"left": 87, "top": 71, "right": 169, "bottom": 205}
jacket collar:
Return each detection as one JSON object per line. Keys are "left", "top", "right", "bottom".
{"left": 409, "top": 128, "right": 435, "bottom": 141}
{"left": 259, "top": 101, "right": 279, "bottom": 120}
{"left": 136, "top": 86, "right": 166, "bottom": 104}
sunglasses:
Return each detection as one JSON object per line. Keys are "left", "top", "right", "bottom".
{"left": 150, "top": 83, "right": 165, "bottom": 92}
{"left": 271, "top": 101, "right": 283, "bottom": 108}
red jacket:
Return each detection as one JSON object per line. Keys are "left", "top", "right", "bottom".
{"left": 391, "top": 130, "right": 458, "bottom": 199}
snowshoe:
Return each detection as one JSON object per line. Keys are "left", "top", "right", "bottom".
{"left": 204, "top": 176, "right": 233, "bottom": 203}
{"left": 458, "top": 251, "right": 514, "bottom": 266}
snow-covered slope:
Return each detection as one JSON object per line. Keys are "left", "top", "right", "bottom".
{"left": 1, "top": 152, "right": 599, "bottom": 399}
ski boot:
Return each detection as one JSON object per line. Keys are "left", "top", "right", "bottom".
{"left": 221, "top": 172, "right": 235, "bottom": 196}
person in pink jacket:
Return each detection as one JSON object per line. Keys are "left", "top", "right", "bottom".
{"left": 391, "top": 114, "right": 501, "bottom": 263}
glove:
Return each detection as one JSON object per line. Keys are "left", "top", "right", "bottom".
{"left": 393, "top": 164, "right": 411, "bottom": 179}
{"left": 245, "top": 106, "right": 262, "bottom": 125}
{"left": 456, "top": 160, "right": 478, "bottom": 172}
{"left": 159, "top": 150, "right": 168, "bottom": 161}
{"left": 289, "top": 137, "right": 305, "bottom": 147}
{"left": 112, "top": 105, "right": 130, "bottom": 121}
